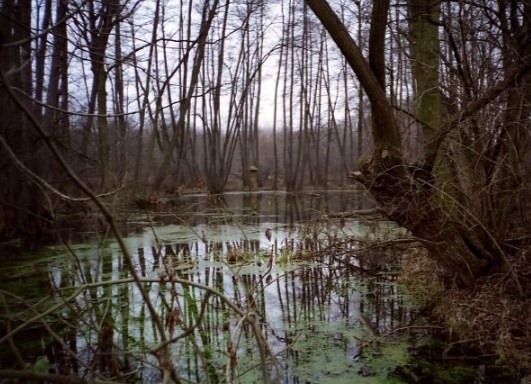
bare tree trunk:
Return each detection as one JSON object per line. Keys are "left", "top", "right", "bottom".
{"left": 0, "top": 0, "right": 52, "bottom": 239}
{"left": 304, "top": 0, "right": 506, "bottom": 286}
{"left": 271, "top": 16, "right": 284, "bottom": 190}
{"left": 490, "top": 1, "right": 531, "bottom": 241}
{"left": 252, "top": 3, "right": 265, "bottom": 182}
{"left": 44, "top": 0, "right": 70, "bottom": 144}
{"left": 113, "top": 18, "right": 127, "bottom": 182}
{"left": 82, "top": 0, "right": 122, "bottom": 190}
{"left": 131, "top": 0, "right": 161, "bottom": 191}
{"left": 296, "top": 3, "right": 311, "bottom": 190}
{"left": 153, "top": 0, "right": 219, "bottom": 191}
{"left": 34, "top": 0, "right": 52, "bottom": 111}
{"left": 283, "top": 0, "right": 305, "bottom": 191}
{"left": 96, "top": 69, "right": 113, "bottom": 190}
{"left": 408, "top": 0, "right": 458, "bottom": 209}
{"left": 203, "top": 0, "right": 239, "bottom": 193}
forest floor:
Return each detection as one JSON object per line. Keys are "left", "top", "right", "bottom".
{"left": 400, "top": 245, "right": 530, "bottom": 384}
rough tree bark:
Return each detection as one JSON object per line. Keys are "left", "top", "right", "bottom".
{"left": 303, "top": 0, "right": 511, "bottom": 286}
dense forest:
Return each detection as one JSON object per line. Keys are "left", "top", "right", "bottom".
{"left": 1, "top": 0, "right": 530, "bottom": 382}
{"left": 2, "top": 0, "right": 530, "bottom": 279}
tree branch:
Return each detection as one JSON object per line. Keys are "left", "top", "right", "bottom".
{"left": 423, "top": 60, "right": 531, "bottom": 172}
{"left": 304, "top": 0, "right": 402, "bottom": 156}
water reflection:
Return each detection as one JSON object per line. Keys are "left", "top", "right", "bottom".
{"left": 0, "top": 192, "right": 413, "bottom": 384}
{"left": 139, "top": 190, "right": 374, "bottom": 228}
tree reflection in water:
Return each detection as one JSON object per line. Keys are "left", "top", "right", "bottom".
{"left": 0, "top": 192, "right": 415, "bottom": 383}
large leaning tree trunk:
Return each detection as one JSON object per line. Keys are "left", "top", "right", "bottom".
{"left": 303, "top": 0, "right": 529, "bottom": 286}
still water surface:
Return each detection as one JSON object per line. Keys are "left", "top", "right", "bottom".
{"left": 0, "top": 191, "right": 417, "bottom": 383}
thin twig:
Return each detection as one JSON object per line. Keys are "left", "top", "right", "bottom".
{"left": 1, "top": 66, "right": 181, "bottom": 383}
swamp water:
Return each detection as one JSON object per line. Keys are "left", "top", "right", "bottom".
{"left": 0, "top": 191, "right": 425, "bottom": 383}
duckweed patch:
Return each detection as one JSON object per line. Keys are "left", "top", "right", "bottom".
{"left": 1, "top": 192, "right": 437, "bottom": 383}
